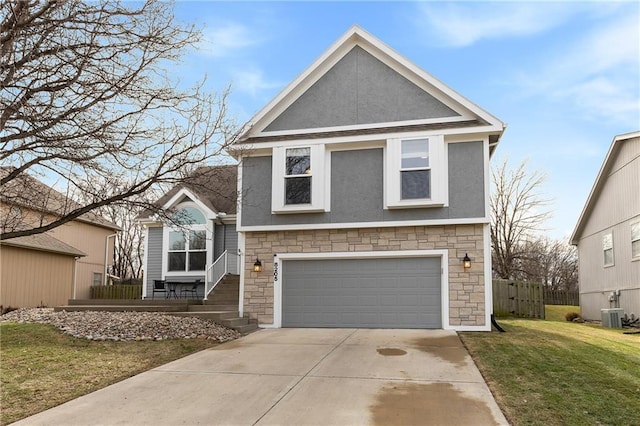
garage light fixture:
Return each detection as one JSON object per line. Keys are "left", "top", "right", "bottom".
{"left": 253, "top": 258, "right": 263, "bottom": 273}
{"left": 462, "top": 253, "right": 471, "bottom": 270}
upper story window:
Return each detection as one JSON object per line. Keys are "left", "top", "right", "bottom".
{"left": 401, "top": 139, "right": 431, "bottom": 199}
{"left": 166, "top": 203, "right": 208, "bottom": 273}
{"left": 603, "top": 232, "right": 614, "bottom": 267}
{"left": 272, "top": 145, "right": 326, "bottom": 213}
{"left": 386, "top": 135, "right": 447, "bottom": 208}
{"left": 631, "top": 222, "right": 640, "bottom": 260}
{"left": 285, "top": 147, "right": 312, "bottom": 204}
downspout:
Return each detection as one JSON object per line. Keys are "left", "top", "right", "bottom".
{"left": 104, "top": 233, "right": 117, "bottom": 286}
{"left": 73, "top": 256, "right": 80, "bottom": 299}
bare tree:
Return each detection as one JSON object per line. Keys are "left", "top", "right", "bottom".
{"left": 1, "top": 0, "right": 237, "bottom": 240}
{"left": 490, "top": 159, "right": 551, "bottom": 279}
{"left": 512, "top": 238, "right": 578, "bottom": 290}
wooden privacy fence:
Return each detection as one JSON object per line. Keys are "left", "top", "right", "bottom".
{"left": 91, "top": 285, "right": 142, "bottom": 299}
{"left": 493, "top": 279, "right": 545, "bottom": 319}
{"left": 544, "top": 289, "right": 579, "bottom": 306}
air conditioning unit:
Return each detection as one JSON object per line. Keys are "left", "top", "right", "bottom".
{"left": 601, "top": 308, "right": 624, "bottom": 328}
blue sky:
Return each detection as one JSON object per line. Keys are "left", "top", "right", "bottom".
{"left": 170, "top": 1, "right": 640, "bottom": 240}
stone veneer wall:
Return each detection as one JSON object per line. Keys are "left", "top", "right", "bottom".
{"left": 243, "top": 224, "right": 486, "bottom": 327}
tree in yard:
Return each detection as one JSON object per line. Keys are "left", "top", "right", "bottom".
{"left": 490, "top": 159, "right": 551, "bottom": 280}
{"left": 512, "top": 237, "right": 578, "bottom": 291}
{"left": 1, "top": 0, "right": 237, "bottom": 240}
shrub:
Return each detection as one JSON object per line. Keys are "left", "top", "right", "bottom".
{"left": 565, "top": 311, "right": 581, "bottom": 322}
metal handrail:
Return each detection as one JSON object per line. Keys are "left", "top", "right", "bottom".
{"left": 204, "top": 251, "right": 240, "bottom": 300}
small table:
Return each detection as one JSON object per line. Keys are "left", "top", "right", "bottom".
{"left": 166, "top": 282, "right": 179, "bottom": 299}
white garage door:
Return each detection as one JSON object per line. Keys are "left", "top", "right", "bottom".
{"left": 282, "top": 257, "right": 441, "bottom": 328}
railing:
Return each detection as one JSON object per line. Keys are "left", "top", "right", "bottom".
{"left": 204, "top": 250, "right": 240, "bottom": 300}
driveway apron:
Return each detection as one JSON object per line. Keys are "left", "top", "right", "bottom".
{"left": 12, "top": 329, "right": 508, "bottom": 425}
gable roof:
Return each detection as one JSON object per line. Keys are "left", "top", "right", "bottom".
{"left": 235, "top": 25, "right": 504, "bottom": 147}
{"left": 570, "top": 130, "right": 640, "bottom": 245}
{"left": 137, "top": 164, "right": 238, "bottom": 220}
{"left": 0, "top": 168, "right": 120, "bottom": 232}
{"left": 1, "top": 233, "right": 86, "bottom": 257}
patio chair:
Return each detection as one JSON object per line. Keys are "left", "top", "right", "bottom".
{"left": 152, "top": 280, "right": 167, "bottom": 299}
{"left": 180, "top": 280, "right": 202, "bottom": 299}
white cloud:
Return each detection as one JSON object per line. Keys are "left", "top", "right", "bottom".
{"left": 517, "top": 12, "right": 640, "bottom": 127}
{"left": 197, "top": 23, "right": 260, "bottom": 57}
{"left": 232, "top": 68, "right": 281, "bottom": 97}
{"left": 417, "top": 3, "right": 578, "bottom": 47}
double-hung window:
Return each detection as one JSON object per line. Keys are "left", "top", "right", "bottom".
{"left": 166, "top": 204, "right": 208, "bottom": 273}
{"left": 603, "top": 232, "right": 614, "bottom": 267}
{"left": 272, "top": 145, "right": 326, "bottom": 213}
{"left": 631, "top": 222, "right": 640, "bottom": 260}
{"left": 285, "top": 147, "right": 312, "bottom": 204}
{"left": 386, "top": 135, "right": 447, "bottom": 208}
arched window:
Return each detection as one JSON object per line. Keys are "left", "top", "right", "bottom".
{"left": 167, "top": 203, "right": 208, "bottom": 272}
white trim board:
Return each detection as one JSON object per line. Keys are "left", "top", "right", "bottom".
{"left": 238, "top": 217, "right": 489, "bottom": 232}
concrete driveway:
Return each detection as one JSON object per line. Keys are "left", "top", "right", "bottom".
{"left": 14, "top": 329, "right": 508, "bottom": 425}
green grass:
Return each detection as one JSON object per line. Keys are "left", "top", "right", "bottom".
{"left": 460, "top": 319, "right": 640, "bottom": 426}
{"left": 545, "top": 304, "right": 581, "bottom": 322}
{"left": 0, "top": 323, "right": 219, "bottom": 425}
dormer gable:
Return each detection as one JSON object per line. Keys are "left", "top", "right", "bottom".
{"left": 236, "top": 25, "right": 504, "bottom": 145}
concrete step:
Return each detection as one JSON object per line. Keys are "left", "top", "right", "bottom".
{"left": 169, "top": 311, "right": 238, "bottom": 321}
{"left": 55, "top": 305, "right": 186, "bottom": 313}
{"left": 234, "top": 322, "right": 259, "bottom": 334}
{"left": 200, "top": 303, "right": 238, "bottom": 310}
{"left": 219, "top": 317, "right": 252, "bottom": 328}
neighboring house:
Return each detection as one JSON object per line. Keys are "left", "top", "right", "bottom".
{"left": 1, "top": 170, "right": 120, "bottom": 309}
{"left": 232, "top": 26, "right": 505, "bottom": 331}
{"left": 571, "top": 131, "right": 640, "bottom": 320}
{"left": 137, "top": 165, "right": 239, "bottom": 299}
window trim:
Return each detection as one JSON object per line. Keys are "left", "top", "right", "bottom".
{"left": 385, "top": 135, "right": 448, "bottom": 209}
{"left": 272, "top": 144, "right": 327, "bottom": 213}
{"left": 631, "top": 222, "right": 640, "bottom": 261}
{"left": 603, "top": 232, "right": 614, "bottom": 267}
{"left": 163, "top": 202, "right": 212, "bottom": 277}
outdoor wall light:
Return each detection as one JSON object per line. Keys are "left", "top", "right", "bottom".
{"left": 253, "top": 258, "right": 263, "bottom": 273}
{"left": 462, "top": 253, "right": 472, "bottom": 270}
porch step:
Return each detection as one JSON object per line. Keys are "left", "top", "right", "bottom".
{"left": 169, "top": 311, "right": 238, "bottom": 321}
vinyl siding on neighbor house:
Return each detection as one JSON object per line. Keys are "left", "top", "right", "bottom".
{"left": 0, "top": 246, "right": 75, "bottom": 308}
{"left": 49, "top": 219, "right": 116, "bottom": 298}
{"left": 576, "top": 136, "right": 640, "bottom": 320}
{"left": 241, "top": 142, "right": 485, "bottom": 227}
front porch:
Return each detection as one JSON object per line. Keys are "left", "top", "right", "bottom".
{"left": 57, "top": 274, "right": 257, "bottom": 334}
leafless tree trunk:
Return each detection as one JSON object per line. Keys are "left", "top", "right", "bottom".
{"left": 1, "top": 0, "right": 237, "bottom": 240}
{"left": 490, "top": 159, "right": 551, "bottom": 279}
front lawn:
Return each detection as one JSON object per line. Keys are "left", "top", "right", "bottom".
{"left": 0, "top": 323, "right": 219, "bottom": 425}
{"left": 460, "top": 319, "right": 640, "bottom": 426}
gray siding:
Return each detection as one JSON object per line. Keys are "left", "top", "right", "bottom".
{"left": 264, "top": 46, "right": 459, "bottom": 132}
{"left": 241, "top": 142, "right": 485, "bottom": 226}
{"left": 145, "top": 227, "right": 163, "bottom": 298}
{"left": 214, "top": 224, "right": 239, "bottom": 259}
{"left": 576, "top": 137, "right": 640, "bottom": 320}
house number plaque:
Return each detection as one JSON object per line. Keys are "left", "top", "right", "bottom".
{"left": 273, "top": 262, "right": 279, "bottom": 281}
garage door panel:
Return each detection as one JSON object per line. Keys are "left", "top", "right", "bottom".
{"left": 282, "top": 257, "right": 441, "bottom": 328}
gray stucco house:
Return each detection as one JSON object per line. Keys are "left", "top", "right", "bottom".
{"left": 571, "top": 131, "right": 640, "bottom": 321}
{"left": 233, "top": 26, "right": 505, "bottom": 331}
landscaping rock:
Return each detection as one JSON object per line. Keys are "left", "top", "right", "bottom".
{"left": 0, "top": 308, "right": 240, "bottom": 342}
